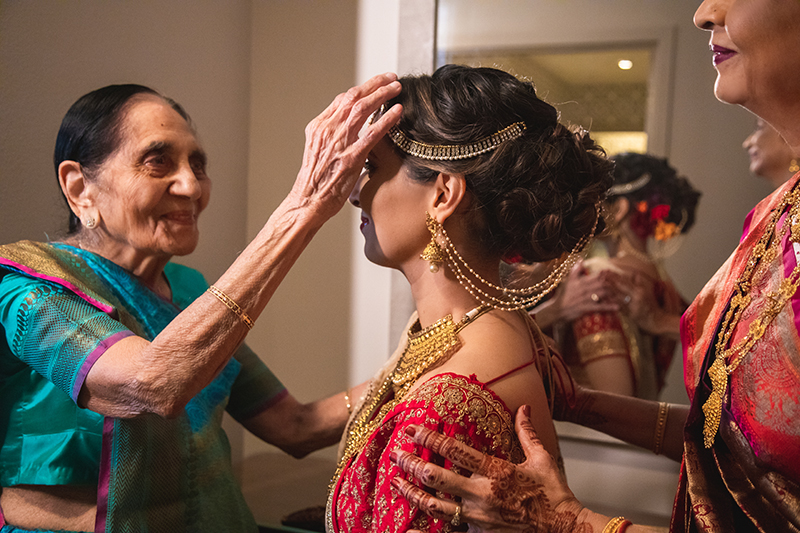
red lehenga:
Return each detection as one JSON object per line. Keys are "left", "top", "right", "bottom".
{"left": 674, "top": 175, "right": 800, "bottom": 532}
{"left": 327, "top": 312, "right": 551, "bottom": 533}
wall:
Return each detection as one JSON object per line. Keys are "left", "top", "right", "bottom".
{"left": 243, "top": 0, "right": 359, "bottom": 461}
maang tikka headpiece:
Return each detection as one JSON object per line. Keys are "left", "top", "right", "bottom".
{"left": 388, "top": 122, "right": 527, "bottom": 161}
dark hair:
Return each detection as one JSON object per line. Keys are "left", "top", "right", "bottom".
{"left": 54, "top": 84, "right": 192, "bottom": 234}
{"left": 384, "top": 64, "right": 614, "bottom": 263}
{"left": 609, "top": 152, "right": 701, "bottom": 238}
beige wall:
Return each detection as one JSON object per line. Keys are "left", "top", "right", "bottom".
{"left": 243, "top": 0, "right": 358, "bottom": 460}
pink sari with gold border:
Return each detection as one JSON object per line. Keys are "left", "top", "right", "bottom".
{"left": 675, "top": 176, "right": 800, "bottom": 532}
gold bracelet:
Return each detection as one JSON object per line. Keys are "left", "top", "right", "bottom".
{"left": 344, "top": 389, "right": 353, "bottom": 415}
{"left": 603, "top": 516, "right": 632, "bottom": 533}
{"left": 207, "top": 285, "right": 255, "bottom": 330}
{"left": 653, "top": 401, "right": 670, "bottom": 455}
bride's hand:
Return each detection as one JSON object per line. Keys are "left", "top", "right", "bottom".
{"left": 390, "top": 406, "right": 595, "bottom": 533}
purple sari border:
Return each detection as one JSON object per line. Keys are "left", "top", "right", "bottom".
{"left": 71, "top": 330, "right": 136, "bottom": 402}
{"left": 0, "top": 257, "right": 115, "bottom": 314}
{"left": 95, "top": 417, "right": 115, "bottom": 533}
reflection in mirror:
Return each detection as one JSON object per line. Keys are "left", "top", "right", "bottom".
{"left": 442, "top": 46, "right": 652, "bottom": 155}
{"left": 441, "top": 47, "right": 697, "bottom": 401}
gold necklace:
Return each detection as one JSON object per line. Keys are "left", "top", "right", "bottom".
{"left": 702, "top": 185, "right": 800, "bottom": 448}
{"left": 330, "top": 304, "right": 490, "bottom": 492}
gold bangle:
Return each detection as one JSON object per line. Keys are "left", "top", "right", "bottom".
{"left": 653, "top": 401, "right": 670, "bottom": 455}
{"left": 207, "top": 285, "right": 255, "bottom": 330}
{"left": 603, "top": 516, "right": 631, "bottom": 533}
{"left": 344, "top": 389, "right": 352, "bottom": 415}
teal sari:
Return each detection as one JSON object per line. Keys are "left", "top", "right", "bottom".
{"left": 0, "top": 241, "right": 286, "bottom": 532}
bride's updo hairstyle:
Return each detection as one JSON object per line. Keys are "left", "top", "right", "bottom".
{"left": 384, "top": 64, "right": 613, "bottom": 263}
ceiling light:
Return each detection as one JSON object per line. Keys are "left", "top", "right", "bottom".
{"left": 618, "top": 59, "right": 633, "bottom": 70}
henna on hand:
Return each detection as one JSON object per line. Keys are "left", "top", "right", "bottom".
{"left": 391, "top": 476, "right": 455, "bottom": 523}
{"left": 393, "top": 423, "right": 592, "bottom": 533}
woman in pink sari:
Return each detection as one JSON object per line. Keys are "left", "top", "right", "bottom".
{"left": 389, "top": 1, "right": 800, "bottom": 532}
{"left": 327, "top": 64, "right": 612, "bottom": 532}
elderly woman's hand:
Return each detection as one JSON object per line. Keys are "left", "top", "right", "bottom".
{"left": 390, "top": 406, "right": 601, "bottom": 533}
{"left": 285, "top": 72, "right": 402, "bottom": 224}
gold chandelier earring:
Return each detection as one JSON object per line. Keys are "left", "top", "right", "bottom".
{"left": 421, "top": 212, "right": 447, "bottom": 273}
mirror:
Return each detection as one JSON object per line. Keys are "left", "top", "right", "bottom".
{"left": 433, "top": 1, "right": 710, "bottom": 525}
{"left": 443, "top": 45, "right": 652, "bottom": 156}
{"left": 439, "top": 31, "right": 687, "bottom": 403}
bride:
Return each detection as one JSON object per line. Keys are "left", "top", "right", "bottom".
{"left": 327, "top": 64, "right": 613, "bottom": 533}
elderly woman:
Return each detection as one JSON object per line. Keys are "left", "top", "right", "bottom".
{"left": 328, "top": 64, "right": 612, "bottom": 533}
{"left": 0, "top": 76, "right": 401, "bottom": 532}
{"left": 390, "top": 0, "right": 800, "bottom": 531}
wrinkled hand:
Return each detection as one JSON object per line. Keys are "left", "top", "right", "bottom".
{"left": 390, "top": 406, "right": 591, "bottom": 533}
{"left": 287, "top": 72, "right": 402, "bottom": 224}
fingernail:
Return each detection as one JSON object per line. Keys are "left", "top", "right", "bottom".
{"left": 391, "top": 477, "right": 401, "bottom": 489}
{"left": 390, "top": 450, "right": 398, "bottom": 463}
{"left": 522, "top": 404, "right": 531, "bottom": 417}
{"left": 405, "top": 426, "right": 417, "bottom": 437}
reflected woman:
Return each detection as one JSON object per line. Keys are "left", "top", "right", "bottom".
{"left": 743, "top": 118, "right": 797, "bottom": 190}
{"left": 327, "top": 64, "right": 612, "bottom": 532}
{"left": 560, "top": 153, "right": 700, "bottom": 398}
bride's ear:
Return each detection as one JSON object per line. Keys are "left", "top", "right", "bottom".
{"left": 429, "top": 172, "right": 466, "bottom": 223}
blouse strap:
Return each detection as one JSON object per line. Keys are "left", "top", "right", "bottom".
{"left": 484, "top": 359, "right": 537, "bottom": 386}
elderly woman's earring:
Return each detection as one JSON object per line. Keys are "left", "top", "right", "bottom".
{"left": 421, "top": 212, "right": 446, "bottom": 273}
{"left": 84, "top": 216, "right": 97, "bottom": 229}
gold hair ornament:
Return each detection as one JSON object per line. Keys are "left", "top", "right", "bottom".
{"left": 424, "top": 206, "right": 600, "bottom": 312}
{"left": 388, "top": 122, "right": 526, "bottom": 161}
{"left": 608, "top": 173, "right": 651, "bottom": 196}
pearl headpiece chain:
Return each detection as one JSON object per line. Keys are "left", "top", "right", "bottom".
{"left": 426, "top": 204, "right": 601, "bottom": 311}
{"left": 607, "top": 173, "right": 651, "bottom": 196}
{"left": 388, "top": 122, "right": 527, "bottom": 161}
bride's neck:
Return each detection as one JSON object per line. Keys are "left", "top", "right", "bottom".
{"left": 407, "top": 259, "right": 500, "bottom": 328}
